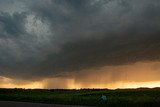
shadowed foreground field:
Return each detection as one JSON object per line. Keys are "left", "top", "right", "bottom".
{"left": 0, "top": 88, "right": 160, "bottom": 107}
{"left": 0, "top": 101, "right": 91, "bottom": 107}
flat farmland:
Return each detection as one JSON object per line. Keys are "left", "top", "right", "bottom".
{"left": 0, "top": 88, "right": 160, "bottom": 106}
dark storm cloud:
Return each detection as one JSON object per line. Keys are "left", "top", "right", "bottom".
{"left": 0, "top": 0, "right": 160, "bottom": 80}
{"left": 0, "top": 12, "right": 27, "bottom": 37}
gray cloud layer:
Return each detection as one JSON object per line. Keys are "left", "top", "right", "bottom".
{"left": 0, "top": 0, "right": 160, "bottom": 80}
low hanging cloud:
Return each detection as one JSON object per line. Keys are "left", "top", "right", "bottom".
{"left": 0, "top": 0, "right": 160, "bottom": 82}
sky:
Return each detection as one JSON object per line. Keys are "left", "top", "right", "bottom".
{"left": 0, "top": 0, "right": 160, "bottom": 89}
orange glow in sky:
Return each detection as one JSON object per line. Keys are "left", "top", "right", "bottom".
{"left": 0, "top": 61, "right": 160, "bottom": 89}
{"left": 0, "top": 76, "right": 160, "bottom": 89}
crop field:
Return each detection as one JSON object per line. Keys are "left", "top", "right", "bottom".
{"left": 0, "top": 88, "right": 160, "bottom": 106}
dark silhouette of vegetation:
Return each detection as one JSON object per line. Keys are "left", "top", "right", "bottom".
{"left": 0, "top": 88, "right": 160, "bottom": 106}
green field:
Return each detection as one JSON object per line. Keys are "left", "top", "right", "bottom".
{"left": 0, "top": 88, "right": 160, "bottom": 106}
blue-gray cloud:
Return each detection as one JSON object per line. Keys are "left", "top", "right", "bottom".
{"left": 0, "top": 0, "right": 160, "bottom": 80}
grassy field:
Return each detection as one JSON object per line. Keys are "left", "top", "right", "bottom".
{"left": 0, "top": 88, "right": 160, "bottom": 106}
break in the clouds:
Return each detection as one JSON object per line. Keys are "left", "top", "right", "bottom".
{"left": 0, "top": 0, "right": 160, "bottom": 84}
